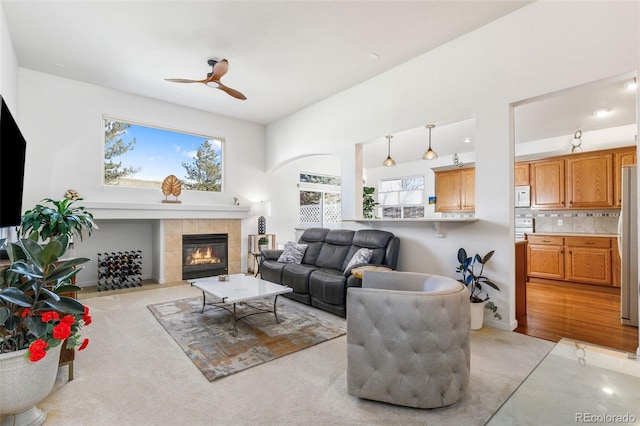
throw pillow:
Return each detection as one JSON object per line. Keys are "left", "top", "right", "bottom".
{"left": 344, "top": 247, "right": 373, "bottom": 274}
{"left": 277, "top": 242, "right": 308, "bottom": 264}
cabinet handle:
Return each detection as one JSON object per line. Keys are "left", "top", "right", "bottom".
{"left": 542, "top": 239, "right": 551, "bottom": 243}
{"left": 585, "top": 242, "right": 595, "bottom": 245}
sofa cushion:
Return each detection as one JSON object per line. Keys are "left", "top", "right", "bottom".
{"left": 351, "top": 229, "right": 395, "bottom": 265}
{"left": 282, "top": 263, "right": 318, "bottom": 294}
{"left": 343, "top": 248, "right": 373, "bottom": 275}
{"left": 309, "top": 269, "right": 348, "bottom": 306}
{"left": 315, "top": 230, "right": 354, "bottom": 270}
{"left": 277, "top": 241, "right": 308, "bottom": 264}
{"left": 298, "top": 228, "right": 330, "bottom": 265}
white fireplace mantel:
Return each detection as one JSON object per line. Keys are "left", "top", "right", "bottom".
{"left": 82, "top": 201, "right": 251, "bottom": 220}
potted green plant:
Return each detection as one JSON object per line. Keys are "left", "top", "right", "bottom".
{"left": 362, "top": 186, "right": 379, "bottom": 219}
{"left": 456, "top": 248, "right": 502, "bottom": 330}
{"left": 0, "top": 234, "right": 92, "bottom": 424}
{"left": 258, "top": 236, "right": 269, "bottom": 251}
{"left": 18, "top": 196, "right": 98, "bottom": 242}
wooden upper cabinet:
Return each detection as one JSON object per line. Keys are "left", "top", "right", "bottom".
{"left": 614, "top": 147, "right": 637, "bottom": 207}
{"left": 566, "top": 153, "right": 614, "bottom": 208}
{"left": 514, "top": 162, "right": 530, "bottom": 186}
{"left": 531, "top": 159, "right": 565, "bottom": 209}
{"left": 434, "top": 168, "right": 475, "bottom": 212}
{"left": 460, "top": 168, "right": 475, "bottom": 211}
{"left": 435, "top": 170, "right": 462, "bottom": 211}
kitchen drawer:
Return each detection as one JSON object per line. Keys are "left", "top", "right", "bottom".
{"left": 565, "top": 236, "right": 611, "bottom": 248}
{"left": 526, "top": 235, "right": 564, "bottom": 245}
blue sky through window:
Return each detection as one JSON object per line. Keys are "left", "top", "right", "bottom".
{"left": 105, "top": 119, "right": 222, "bottom": 186}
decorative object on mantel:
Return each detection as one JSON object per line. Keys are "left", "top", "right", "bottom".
{"left": 161, "top": 175, "right": 182, "bottom": 204}
{"left": 233, "top": 197, "right": 239, "bottom": 206}
{"left": 63, "top": 188, "right": 80, "bottom": 201}
{"left": 456, "top": 248, "right": 501, "bottom": 330}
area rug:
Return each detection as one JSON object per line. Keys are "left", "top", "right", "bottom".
{"left": 147, "top": 296, "right": 346, "bottom": 382}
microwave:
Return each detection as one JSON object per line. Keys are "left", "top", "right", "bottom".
{"left": 515, "top": 185, "right": 531, "bottom": 207}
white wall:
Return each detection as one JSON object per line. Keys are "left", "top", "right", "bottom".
{"left": 267, "top": 154, "right": 341, "bottom": 245}
{"left": 265, "top": 2, "right": 640, "bottom": 330}
{"left": 0, "top": 3, "right": 18, "bottom": 111}
{"left": 16, "top": 70, "right": 268, "bottom": 284}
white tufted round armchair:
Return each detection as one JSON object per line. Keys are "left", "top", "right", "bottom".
{"left": 346, "top": 271, "right": 470, "bottom": 409}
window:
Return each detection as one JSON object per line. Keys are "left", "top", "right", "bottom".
{"left": 378, "top": 175, "right": 425, "bottom": 219}
{"left": 299, "top": 173, "right": 341, "bottom": 226}
{"left": 103, "top": 118, "right": 224, "bottom": 192}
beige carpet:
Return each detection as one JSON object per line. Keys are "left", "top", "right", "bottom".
{"left": 147, "top": 296, "right": 346, "bottom": 381}
{"left": 25, "top": 283, "right": 554, "bottom": 426}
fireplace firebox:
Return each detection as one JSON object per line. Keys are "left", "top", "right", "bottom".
{"left": 182, "top": 234, "right": 228, "bottom": 280}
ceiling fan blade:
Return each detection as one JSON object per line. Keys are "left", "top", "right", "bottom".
{"left": 165, "top": 78, "right": 208, "bottom": 84}
{"left": 210, "top": 59, "right": 229, "bottom": 81}
{"left": 216, "top": 82, "right": 247, "bottom": 100}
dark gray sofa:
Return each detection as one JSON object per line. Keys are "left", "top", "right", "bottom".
{"left": 260, "top": 227, "right": 400, "bottom": 317}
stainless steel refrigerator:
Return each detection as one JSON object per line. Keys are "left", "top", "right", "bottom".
{"left": 618, "top": 164, "right": 638, "bottom": 328}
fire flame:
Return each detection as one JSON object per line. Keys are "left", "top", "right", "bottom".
{"left": 186, "top": 247, "right": 221, "bottom": 265}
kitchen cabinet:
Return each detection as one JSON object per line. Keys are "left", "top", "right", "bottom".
{"left": 526, "top": 235, "right": 564, "bottom": 280}
{"left": 614, "top": 147, "right": 637, "bottom": 207}
{"left": 526, "top": 146, "right": 635, "bottom": 210}
{"left": 530, "top": 159, "right": 565, "bottom": 209}
{"left": 565, "top": 236, "right": 612, "bottom": 286}
{"left": 434, "top": 168, "right": 475, "bottom": 212}
{"left": 526, "top": 234, "right": 616, "bottom": 287}
{"left": 514, "top": 162, "right": 530, "bottom": 186}
{"left": 566, "top": 153, "right": 614, "bottom": 208}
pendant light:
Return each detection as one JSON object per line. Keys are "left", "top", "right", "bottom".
{"left": 423, "top": 124, "right": 438, "bottom": 160}
{"left": 382, "top": 135, "right": 396, "bottom": 167}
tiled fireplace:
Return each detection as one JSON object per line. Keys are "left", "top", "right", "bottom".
{"left": 163, "top": 219, "right": 241, "bottom": 283}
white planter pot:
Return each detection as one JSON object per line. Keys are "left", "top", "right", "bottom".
{"left": 0, "top": 344, "right": 61, "bottom": 426}
{"left": 470, "top": 301, "right": 487, "bottom": 331}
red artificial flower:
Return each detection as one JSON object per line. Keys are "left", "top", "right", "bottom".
{"left": 52, "top": 322, "right": 72, "bottom": 340}
{"left": 60, "top": 315, "right": 76, "bottom": 326}
{"left": 83, "top": 306, "right": 92, "bottom": 325}
{"left": 28, "top": 339, "right": 48, "bottom": 362}
{"left": 41, "top": 311, "right": 60, "bottom": 323}
{"left": 21, "top": 308, "right": 30, "bottom": 318}
{"left": 78, "top": 338, "right": 89, "bottom": 351}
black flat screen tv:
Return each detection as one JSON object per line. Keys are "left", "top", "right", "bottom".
{"left": 0, "top": 95, "right": 27, "bottom": 228}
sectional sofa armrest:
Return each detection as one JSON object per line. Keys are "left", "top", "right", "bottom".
{"left": 261, "top": 249, "right": 283, "bottom": 261}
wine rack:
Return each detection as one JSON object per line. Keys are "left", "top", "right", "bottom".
{"left": 97, "top": 250, "right": 142, "bottom": 291}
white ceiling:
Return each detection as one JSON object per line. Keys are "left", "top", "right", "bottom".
{"left": 3, "top": 0, "right": 636, "bottom": 166}
{"left": 2, "top": 1, "right": 531, "bottom": 125}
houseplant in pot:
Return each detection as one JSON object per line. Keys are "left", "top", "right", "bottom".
{"left": 258, "top": 236, "right": 269, "bottom": 252}
{"left": 18, "top": 194, "right": 98, "bottom": 243}
{"left": 362, "top": 186, "right": 379, "bottom": 219}
{"left": 456, "top": 248, "right": 502, "bottom": 330}
{"left": 0, "top": 234, "right": 92, "bottom": 426}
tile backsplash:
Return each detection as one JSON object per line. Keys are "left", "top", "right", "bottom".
{"left": 515, "top": 208, "right": 620, "bottom": 234}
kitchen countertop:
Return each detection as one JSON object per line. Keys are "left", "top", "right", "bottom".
{"left": 525, "top": 232, "right": 618, "bottom": 238}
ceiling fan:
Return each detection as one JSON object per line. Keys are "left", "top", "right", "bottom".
{"left": 165, "top": 59, "right": 247, "bottom": 100}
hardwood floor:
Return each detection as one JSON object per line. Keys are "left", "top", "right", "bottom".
{"left": 515, "top": 280, "right": 639, "bottom": 353}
